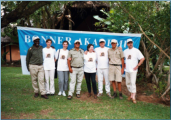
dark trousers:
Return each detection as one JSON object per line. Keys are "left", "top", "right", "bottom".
{"left": 84, "top": 72, "right": 97, "bottom": 95}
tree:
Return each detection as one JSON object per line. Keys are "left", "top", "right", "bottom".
{"left": 94, "top": 1, "right": 170, "bottom": 96}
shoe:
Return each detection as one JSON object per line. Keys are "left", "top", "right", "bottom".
{"left": 34, "top": 93, "right": 39, "bottom": 98}
{"left": 97, "top": 93, "right": 102, "bottom": 97}
{"left": 62, "top": 91, "right": 66, "bottom": 96}
{"left": 41, "top": 95, "right": 48, "bottom": 99}
{"left": 119, "top": 93, "right": 123, "bottom": 100}
{"left": 106, "top": 92, "right": 112, "bottom": 98}
{"left": 94, "top": 94, "right": 97, "bottom": 99}
{"left": 112, "top": 92, "right": 117, "bottom": 99}
{"left": 58, "top": 91, "right": 62, "bottom": 96}
{"left": 132, "top": 99, "right": 137, "bottom": 104}
{"left": 127, "top": 96, "right": 132, "bottom": 101}
{"left": 76, "top": 94, "right": 80, "bottom": 98}
{"left": 87, "top": 93, "right": 91, "bottom": 97}
{"left": 67, "top": 95, "right": 72, "bottom": 100}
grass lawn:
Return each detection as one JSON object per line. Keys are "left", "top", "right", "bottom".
{"left": 1, "top": 67, "right": 170, "bottom": 119}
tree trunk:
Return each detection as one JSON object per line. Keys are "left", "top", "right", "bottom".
{"left": 68, "top": 9, "right": 72, "bottom": 30}
{"left": 140, "top": 40, "right": 152, "bottom": 80}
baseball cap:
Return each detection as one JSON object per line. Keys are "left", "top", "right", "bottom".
{"left": 99, "top": 39, "right": 106, "bottom": 43}
{"left": 33, "top": 36, "right": 40, "bottom": 41}
{"left": 111, "top": 39, "right": 117, "bottom": 43}
{"left": 127, "top": 39, "right": 133, "bottom": 43}
{"left": 74, "top": 40, "right": 81, "bottom": 44}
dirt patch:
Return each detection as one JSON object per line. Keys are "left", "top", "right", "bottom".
{"left": 121, "top": 79, "right": 170, "bottom": 106}
{"left": 1, "top": 112, "right": 35, "bottom": 119}
{"left": 19, "top": 113, "right": 35, "bottom": 119}
{"left": 79, "top": 92, "right": 102, "bottom": 103}
{"left": 40, "top": 108, "right": 53, "bottom": 116}
{"left": 81, "top": 77, "right": 170, "bottom": 106}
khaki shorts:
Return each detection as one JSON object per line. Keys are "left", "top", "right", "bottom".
{"left": 108, "top": 65, "right": 122, "bottom": 82}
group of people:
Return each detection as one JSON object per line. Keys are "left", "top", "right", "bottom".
{"left": 26, "top": 36, "right": 145, "bottom": 104}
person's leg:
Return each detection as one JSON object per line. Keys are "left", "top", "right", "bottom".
{"left": 84, "top": 72, "right": 91, "bottom": 94}
{"left": 44, "top": 70, "right": 50, "bottom": 94}
{"left": 49, "top": 69, "right": 55, "bottom": 95}
{"left": 90, "top": 73, "right": 97, "bottom": 94}
{"left": 76, "top": 68, "right": 84, "bottom": 96}
{"left": 130, "top": 72, "right": 137, "bottom": 101}
{"left": 29, "top": 65, "right": 39, "bottom": 95}
{"left": 38, "top": 65, "right": 47, "bottom": 96}
{"left": 68, "top": 68, "right": 77, "bottom": 97}
{"left": 63, "top": 71, "right": 69, "bottom": 91}
{"left": 112, "top": 81, "right": 117, "bottom": 92}
{"left": 125, "top": 72, "right": 132, "bottom": 100}
{"left": 97, "top": 68, "right": 103, "bottom": 95}
{"left": 103, "top": 68, "right": 110, "bottom": 94}
{"left": 58, "top": 71, "right": 64, "bottom": 95}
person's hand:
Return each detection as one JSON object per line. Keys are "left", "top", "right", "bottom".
{"left": 68, "top": 57, "right": 72, "bottom": 61}
{"left": 84, "top": 51, "right": 88, "bottom": 55}
{"left": 133, "top": 65, "right": 138, "bottom": 71}
{"left": 69, "top": 68, "right": 73, "bottom": 73}
{"left": 118, "top": 47, "right": 122, "bottom": 50}
{"left": 121, "top": 68, "right": 124, "bottom": 74}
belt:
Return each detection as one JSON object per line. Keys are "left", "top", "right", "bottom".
{"left": 71, "top": 66, "right": 82, "bottom": 68}
{"left": 35, "top": 64, "right": 42, "bottom": 66}
{"left": 110, "top": 64, "right": 121, "bottom": 66}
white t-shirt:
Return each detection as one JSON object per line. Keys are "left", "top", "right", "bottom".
{"left": 84, "top": 52, "right": 97, "bottom": 73}
{"left": 95, "top": 47, "right": 109, "bottom": 68}
{"left": 43, "top": 47, "right": 56, "bottom": 70}
{"left": 55, "top": 49, "right": 69, "bottom": 71}
{"left": 124, "top": 47, "right": 144, "bottom": 72}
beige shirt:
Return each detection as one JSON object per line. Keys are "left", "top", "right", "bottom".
{"left": 108, "top": 47, "right": 124, "bottom": 64}
{"left": 68, "top": 48, "right": 84, "bottom": 67}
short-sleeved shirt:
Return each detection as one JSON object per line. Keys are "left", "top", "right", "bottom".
{"left": 67, "top": 48, "right": 84, "bottom": 67}
{"left": 43, "top": 47, "right": 56, "bottom": 70}
{"left": 108, "top": 47, "right": 124, "bottom": 64}
{"left": 95, "top": 47, "right": 109, "bottom": 68}
{"left": 124, "top": 47, "right": 144, "bottom": 72}
{"left": 55, "top": 49, "right": 69, "bottom": 71}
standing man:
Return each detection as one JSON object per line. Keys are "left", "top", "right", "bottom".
{"left": 67, "top": 40, "right": 84, "bottom": 100}
{"left": 124, "top": 39, "right": 145, "bottom": 104}
{"left": 26, "top": 36, "right": 48, "bottom": 99}
{"left": 108, "top": 39, "right": 124, "bottom": 99}
{"left": 95, "top": 39, "right": 111, "bottom": 98}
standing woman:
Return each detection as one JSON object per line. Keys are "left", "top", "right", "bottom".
{"left": 84, "top": 44, "right": 97, "bottom": 99}
{"left": 43, "top": 39, "right": 56, "bottom": 95}
{"left": 55, "top": 41, "right": 69, "bottom": 96}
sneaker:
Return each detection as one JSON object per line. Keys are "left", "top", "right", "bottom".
{"left": 119, "top": 93, "right": 123, "bottom": 100}
{"left": 67, "top": 95, "right": 72, "bottom": 100}
{"left": 62, "top": 91, "right": 66, "bottom": 96}
{"left": 97, "top": 93, "right": 102, "bottom": 97}
{"left": 34, "top": 93, "right": 39, "bottom": 98}
{"left": 76, "top": 94, "right": 80, "bottom": 98}
{"left": 112, "top": 92, "right": 117, "bottom": 99}
{"left": 58, "top": 91, "right": 62, "bottom": 96}
{"left": 106, "top": 92, "right": 112, "bottom": 98}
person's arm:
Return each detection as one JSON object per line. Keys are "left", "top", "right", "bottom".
{"left": 54, "top": 49, "right": 56, "bottom": 62}
{"left": 121, "top": 58, "right": 124, "bottom": 74}
{"left": 133, "top": 50, "right": 145, "bottom": 70}
{"left": 133, "top": 58, "right": 145, "bottom": 70}
{"left": 67, "top": 51, "right": 73, "bottom": 73}
{"left": 26, "top": 49, "right": 31, "bottom": 71}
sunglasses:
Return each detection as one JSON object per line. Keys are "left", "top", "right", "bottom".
{"left": 75, "top": 42, "right": 80, "bottom": 45}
